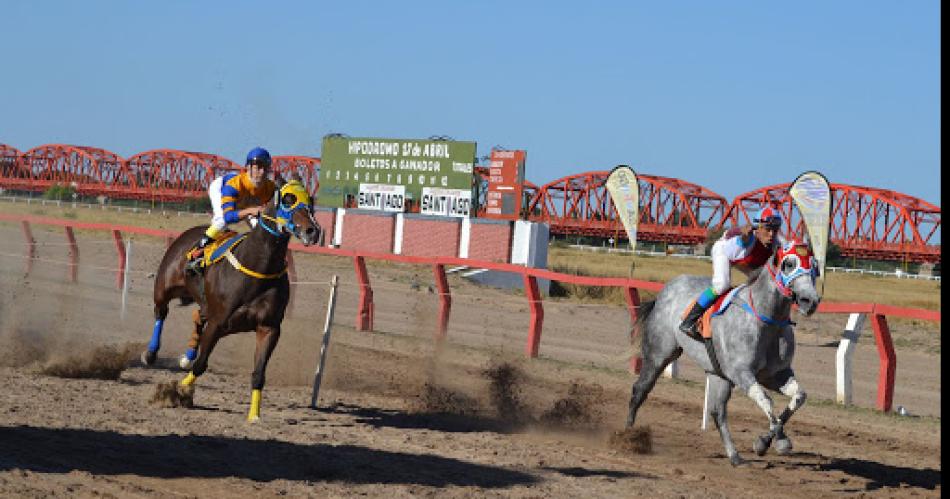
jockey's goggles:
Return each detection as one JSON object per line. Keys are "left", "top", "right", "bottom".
{"left": 247, "top": 158, "right": 272, "bottom": 169}
{"left": 755, "top": 216, "right": 783, "bottom": 229}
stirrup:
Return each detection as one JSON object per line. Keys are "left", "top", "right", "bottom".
{"left": 184, "top": 257, "right": 203, "bottom": 275}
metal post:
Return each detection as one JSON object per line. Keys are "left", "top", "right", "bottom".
{"left": 65, "top": 226, "right": 78, "bottom": 283}
{"left": 121, "top": 240, "right": 132, "bottom": 320}
{"left": 870, "top": 313, "right": 896, "bottom": 412}
{"left": 433, "top": 263, "right": 451, "bottom": 341}
{"left": 353, "top": 256, "right": 373, "bottom": 331}
{"left": 112, "top": 229, "right": 126, "bottom": 290}
{"left": 523, "top": 274, "right": 544, "bottom": 358}
{"left": 624, "top": 286, "right": 642, "bottom": 374}
{"left": 311, "top": 275, "right": 340, "bottom": 408}
{"left": 20, "top": 221, "right": 35, "bottom": 275}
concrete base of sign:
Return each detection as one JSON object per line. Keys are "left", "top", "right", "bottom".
{"left": 463, "top": 269, "right": 550, "bottom": 295}
{"left": 462, "top": 220, "right": 550, "bottom": 295}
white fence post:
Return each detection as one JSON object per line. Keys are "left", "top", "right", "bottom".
{"left": 311, "top": 275, "right": 340, "bottom": 408}
{"left": 835, "top": 313, "right": 867, "bottom": 405}
{"left": 664, "top": 359, "right": 679, "bottom": 378}
{"left": 701, "top": 375, "right": 711, "bottom": 430}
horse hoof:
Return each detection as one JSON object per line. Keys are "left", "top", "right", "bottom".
{"left": 141, "top": 350, "right": 157, "bottom": 366}
{"left": 775, "top": 438, "right": 793, "bottom": 455}
{"left": 729, "top": 454, "right": 747, "bottom": 467}
{"left": 178, "top": 355, "right": 195, "bottom": 371}
{"left": 753, "top": 435, "right": 771, "bottom": 456}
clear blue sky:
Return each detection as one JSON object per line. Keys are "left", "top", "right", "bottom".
{"left": 1, "top": 1, "right": 940, "bottom": 205}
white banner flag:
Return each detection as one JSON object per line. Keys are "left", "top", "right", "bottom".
{"left": 789, "top": 171, "right": 832, "bottom": 294}
{"left": 604, "top": 165, "right": 640, "bottom": 252}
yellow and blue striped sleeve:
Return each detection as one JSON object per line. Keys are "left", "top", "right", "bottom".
{"left": 220, "top": 173, "right": 242, "bottom": 224}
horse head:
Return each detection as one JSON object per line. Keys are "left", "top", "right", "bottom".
{"left": 769, "top": 239, "right": 821, "bottom": 315}
{"left": 262, "top": 179, "right": 322, "bottom": 246}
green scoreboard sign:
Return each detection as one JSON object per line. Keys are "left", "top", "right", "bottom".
{"left": 317, "top": 136, "right": 477, "bottom": 211}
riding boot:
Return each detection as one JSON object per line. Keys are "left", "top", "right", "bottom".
{"left": 678, "top": 301, "right": 709, "bottom": 341}
{"left": 185, "top": 236, "right": 213, "bottom": 275}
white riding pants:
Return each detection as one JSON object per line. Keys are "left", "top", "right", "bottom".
{"left": 710, "top": 239, "right": 733, "bottom": 294}
{"left": 207, "top": 177, "right": 228, "bottom": 237}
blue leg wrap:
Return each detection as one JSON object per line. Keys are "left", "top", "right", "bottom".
{"left": 147, "top": 319, "right": 164, "bottom": 353}
{"left": 184, "top": 348, "right": 197, "bottom": 361}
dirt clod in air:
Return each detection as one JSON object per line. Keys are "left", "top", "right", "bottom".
{"left": 412, "top": 382, "right": 479, "bottom": 416}
{"left": 150, "top": 381, "right": 195, "bottom": 408}
{"left": 40, "top": 343, "right": 140, "bottom": 380}
{"left": 609, "top": 426, "right": 653, "bottom": 454}
{"left": 540, "top": 381, "right": 606, "bottom": 430}
{"left": 0, "top": 331, "right": 46, "bottom": 368}
{"left": 482, "top": 361, "right": 529, "bottom": 425}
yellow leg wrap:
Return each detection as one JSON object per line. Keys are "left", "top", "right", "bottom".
{"left": 248, "top": 389, "right": 262, "bottom": 422}
{"left": 180, "top": 372, "right": 197, "bottom": 387}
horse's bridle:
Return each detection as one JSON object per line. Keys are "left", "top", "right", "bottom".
{"left": 742, "top": 245, "right": 817, "bottom": 327}
{"left": 229, "top": 183, "right": 315, "bottom": 280}
{"left": 257, "top": 184, "right": 316, "bottom": 241}
{"left": 767, "top": 244, "right": 819, "bottom": 298}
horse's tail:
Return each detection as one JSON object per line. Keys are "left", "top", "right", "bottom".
{"left": 628, "top": 300, "right": 657, "bottom": 358}
{"left": 636, "top": 300, "right": 657, "bottom": 328}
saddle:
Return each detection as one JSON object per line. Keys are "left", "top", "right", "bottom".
{"left": 682, "top": 285, "right": 746, "bottom": 339}
{"left": 195, "top": 231, "right": 246, "bottom": 270}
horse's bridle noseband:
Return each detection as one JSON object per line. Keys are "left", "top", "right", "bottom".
{"left": 258, "top": 184, "right": 317, "bottom": 241}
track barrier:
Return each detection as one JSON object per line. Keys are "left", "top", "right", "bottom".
{"left": 0, "top": 214, "right": 939, "bottom": 413}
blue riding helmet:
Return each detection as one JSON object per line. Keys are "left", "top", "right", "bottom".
{"left": 752, "top": 206, "right": 783, "bottom": 229}
{"left": 246, "top": 147, "right": 272, "bottom": 167}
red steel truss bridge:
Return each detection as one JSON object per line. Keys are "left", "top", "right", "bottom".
{"left": 0, "top": 144, "right": 320, "bottom": 202}
{"left": 1, "top": 143, "right": 939, "bottom": 263}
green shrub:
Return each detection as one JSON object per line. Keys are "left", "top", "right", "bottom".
{"left": 43, "top": 183, "right": 76, "bottom": 201}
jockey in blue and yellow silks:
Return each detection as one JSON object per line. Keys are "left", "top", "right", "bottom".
{"left": 678, "top": 205, "right": 787, "bottom": 340}
{"left": 185, "top": 147, "right": 276, "bottom": 274}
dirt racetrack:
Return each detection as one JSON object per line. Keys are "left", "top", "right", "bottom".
{"left": 0, "top": 224, "right": 941, "bottom": 498}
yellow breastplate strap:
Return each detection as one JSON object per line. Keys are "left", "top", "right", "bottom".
{"left": 224, "top": 249, "right": 287, "bottom": 280}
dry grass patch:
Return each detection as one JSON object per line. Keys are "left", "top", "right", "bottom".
{"left": 0, "top": 198, "right": 202, "bottom": 234}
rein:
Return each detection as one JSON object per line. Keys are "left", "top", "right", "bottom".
{"left": 741, "top": 263, "right": 795, "bottom": 328}
{"left": 257, "top": 214, "right": 288, "bottom": 239}
{"left": 224, "top": 183, "right": 313, "bottom": 280}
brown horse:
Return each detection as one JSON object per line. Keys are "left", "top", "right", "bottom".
{"left": 142, "top": 180, "right": 321, "bottom": 421}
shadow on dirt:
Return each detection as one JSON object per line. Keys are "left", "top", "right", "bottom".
{"left": 321, "top": 402, "right": 513, "bottom": 434}
{"left": 539, "top": 466, "right": 654, "bottom": 480}
{"left": 819, "top": 457, "right": 941, "bottom": 491}
{"left": 0, "top": 425, "right": 539, "bottom": 488}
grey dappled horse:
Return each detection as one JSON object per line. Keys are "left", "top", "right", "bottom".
{"left": 626, "top": 240, "right": 820, "bottom": 466}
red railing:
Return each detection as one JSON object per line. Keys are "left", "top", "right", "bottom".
{"left": 0, "top": 214, "right": 939, "bottom": 413}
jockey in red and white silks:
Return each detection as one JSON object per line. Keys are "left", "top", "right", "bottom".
{"left": 679, "top": 206, "right": 787, "bottom": 340}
